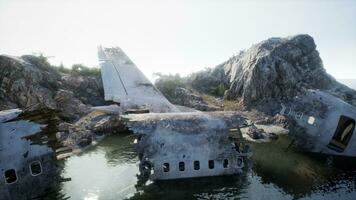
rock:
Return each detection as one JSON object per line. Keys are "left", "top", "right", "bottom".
{"left": 94, "top": 115, "right": 126, "bottom": 134}
{"left": 246, "top": 126, "right": 265, "bottom": 139}
{"left": 54, "top": 90, "right": 90, "bottom": 121}
{"left": 56, "top": 131, "right": 68, "bottom": 141}
{"left": 78, "top": 137, "right": 92, "bottom": 148}
{"left": 223, "top": 35, "right": 331, "bottom": 103}
{"left": 61, "top": 74, "right": 105, "bottom": 106}
{"left": 268, "top": 132, "right": 279, "bottom": 140}
{"left": 223, "top": 35, "right": 356, "bottom": 108}
{"left": 272, "top": 114, "right": 290, "bottom": 128}
{"left": 172, "top": 87, "right": 220, "bottom": 111}
{"left": 0, "top": 55, "right": 105, "bottom": 122}
{"left": 0, "top": 55, "right": 59, "bottom": 110}
{"left": 186, "top": 34, "right": 356, "bottom": 112}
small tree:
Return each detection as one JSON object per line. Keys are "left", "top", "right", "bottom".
{"left": 71, "top": 64, "right": 100, "bottom": 76}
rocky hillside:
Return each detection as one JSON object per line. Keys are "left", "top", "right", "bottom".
{"left": 0, "top": 55, "right": 105, "bottom": 121}
{"left": 221, "top": 35, "right": 356, "bottom": 107}
{"left": 2, "top": 34, "right": 354, "bottom": 118}
{"left": 156, "top": 34, "right": 356, "bottom": 112}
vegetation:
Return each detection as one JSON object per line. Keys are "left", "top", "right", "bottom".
{"left": 222, "top": 99, "right": 243, "bottom": 111}
{"left": 154, "top": 66, "right": 230, "bottom": 101}
{"left": 187, "top": 68, "right": 228, "bottom": 97}
{"left": 21, "top": 54, "right": 101, "bottom": 77}
{"left": 70, "top": 64, "right": 101, "bottom": 76}
{"left": 21, "top": 54, "right": 53, "bottom": 72}
{"left": 154, "top": 73, "right": 187, "bottom": 99}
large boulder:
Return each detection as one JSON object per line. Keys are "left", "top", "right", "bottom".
{"left": 173, "top": 87, "right": 220, "bottom": 111}
{"left": 224, "top": 35, "right": 338, "bottom": 102}
{"left": 61, "top": 74, "right": 105, "bottom": 106}
{"left": 182, "top": 34, "right": 356, "bottom": 114}
{"left": 200, "top": 34, "right": 356, "bottom": 108}
{"left": 0, "top": 55, "right": 105, "bottom": 121}
{"left": 0, "top": 55, "right": 60, "bottom": 110}
{"left": 54, "top": 89, "right": 90, "bottom": 121}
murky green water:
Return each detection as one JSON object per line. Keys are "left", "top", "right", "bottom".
{"left": 51, "top": 134, "right": 356, "bottom": 200}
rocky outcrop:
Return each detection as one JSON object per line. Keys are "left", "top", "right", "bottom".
{"left": 0, "top": 55, "right": 104, "bottom": 121}
{"left": 185, "top": 34, "right": 356, "bottom": 112}
{"left": 54, "top": 90, "right": 90, "bottom": 121}
{"left": 221, "top": 35, "right": 356, "bottom": 107}
{"left": 172, "top": 87, "right": 220, "bottom": 111}
{"left": 61, "top": 74, "right": 105, "bottom": 106}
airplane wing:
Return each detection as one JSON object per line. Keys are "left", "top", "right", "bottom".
{"left": 98, "top": 46, "right": 179, "bottom": 113}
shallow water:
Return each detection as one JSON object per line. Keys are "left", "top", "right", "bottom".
{"left": 49, "top": 134, "right": 356, "bottom": 200}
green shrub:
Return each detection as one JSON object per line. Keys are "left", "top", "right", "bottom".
{"left": 21, "top": 54, "right": 52, "bottom": 71}
{"left": 154, "top": 73, "right": 187, "bottom": 99}
{"left": 70, "top": 64, "right": 100, "bottom": 76}
{"left": 187, "top": 68, "right": 228, "bottom": 97}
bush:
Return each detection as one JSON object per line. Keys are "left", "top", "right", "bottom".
{"left": 21, "top": 54, "right": 52, "bottom": 71}
{"left": 154, "top": 73, "right": 187, "bottom": 99}
{"left": 19, "top": 54, "right": 100, "bottom": 77}
{"left": 187, "top": 68, "right": 228, "bottom": 97}
{"left": 58, "top": 63, "right": 71, "bottom": 74}
{"left": 70, "top": 64, "right": 100, "bottom": 76}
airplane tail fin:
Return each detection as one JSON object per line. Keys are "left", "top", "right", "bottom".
{"left": 98, "top": 46, "right": 178, "bottom": 113}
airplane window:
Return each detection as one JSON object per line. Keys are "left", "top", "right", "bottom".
{"left": 194, "top": 161, "right": 200, "bottom": 170}
{"left": 223, "top": 159, "right": 229, "bottom": 168}
{"left": 208, "top": 160, "right": 214, "bottom": 169}
{"left": 30, "top": 161, "right": 42, "bottom": 176}
{"left": 327, "top": 115, "right": 355, "bottom": 152}
{"left": 4, "top": 169, "right": 17, "bottom": 184}
{"left": 163, "top": 163, "right": 170, "bottom": 172}
{"left": 179, "top": 162, "right": 185, "bottom": 171}
{"left": 308, "top": 116, "right": 316, "bottom": 125}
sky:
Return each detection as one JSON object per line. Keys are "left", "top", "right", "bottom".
{"left": 0, "top": 0, "right": 355, "bottom": 80}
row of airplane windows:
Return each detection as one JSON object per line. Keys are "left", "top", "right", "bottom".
{"left": 3, "top": 161, "right": 43, "bottom": 185}
{"left": 162, "top": 159, "right": 239, "bottom": 172}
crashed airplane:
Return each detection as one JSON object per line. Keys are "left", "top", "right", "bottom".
{"left": 97, "top": 46, "right": 252, "bottom": 181}
{"left": 0, "top": 108, "right": 65, "bottom": 200}
{"left": 280, "top": 89, "right": 356, "bottom": 157}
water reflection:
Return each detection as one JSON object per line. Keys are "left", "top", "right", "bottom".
{"left": 251, "top": 135, "right": 356, "bottom": 199}
{"left": 130, "top": 175, "right": 249, "bottom": 199}
{"left": 47, "top": 134, "right": 356, "bottom": 200}
{"left": 49, "top": 135, "right": 139, "bottom": 200}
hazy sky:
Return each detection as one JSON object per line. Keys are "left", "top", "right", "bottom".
{"left": 0, "top": 0, "right": 355, "bottom": 79}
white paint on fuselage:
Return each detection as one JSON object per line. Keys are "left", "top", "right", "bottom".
{"left": 286, "top": 90, "right": 356, "bottom": 157}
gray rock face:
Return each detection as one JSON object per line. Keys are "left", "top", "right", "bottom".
{"left": 173, "top": 87, "right": 220, "bottom": 111}
{"left": 246, "top": 125, "right": 265, "bottom": 139}
{"left": 0, "top": 55, "right": 104, "bottom": 121}
{"left": 0, "top": 55, "right": 59, "bottom": 109}
{"left": 54, "top": 89, "right": 90, "bottom": 121}
{"left": 223, "top": 35, "right": 342, "bottom": 102}
{"left": 61, "top": 74, "right": 105, "bottom": 106}
{"left": 189, "top": 35, "right": 356, "bottom": 109}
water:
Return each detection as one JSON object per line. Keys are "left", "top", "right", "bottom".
{"left": 50, "top": 134, "right": 356, "bottom": 200}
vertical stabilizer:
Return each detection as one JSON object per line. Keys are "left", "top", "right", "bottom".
{"left": 98, "top": 46, "right": 179, "bottom": 113}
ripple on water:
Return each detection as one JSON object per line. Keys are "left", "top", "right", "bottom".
{"left": 47, "top": 135, "right": 356, "bottom": 200}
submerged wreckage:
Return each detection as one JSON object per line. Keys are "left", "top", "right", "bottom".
{"left": 280, "top": 90, "right": 356, "bottom": 157}
{"left": 125, "top": 112, "right": 251, "bottom": 181}
{"left": 0, "top": 108, "right": 65, "bottom": 200}
{"left": 97, "top": 46, "right": 252, "bottom": 180}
